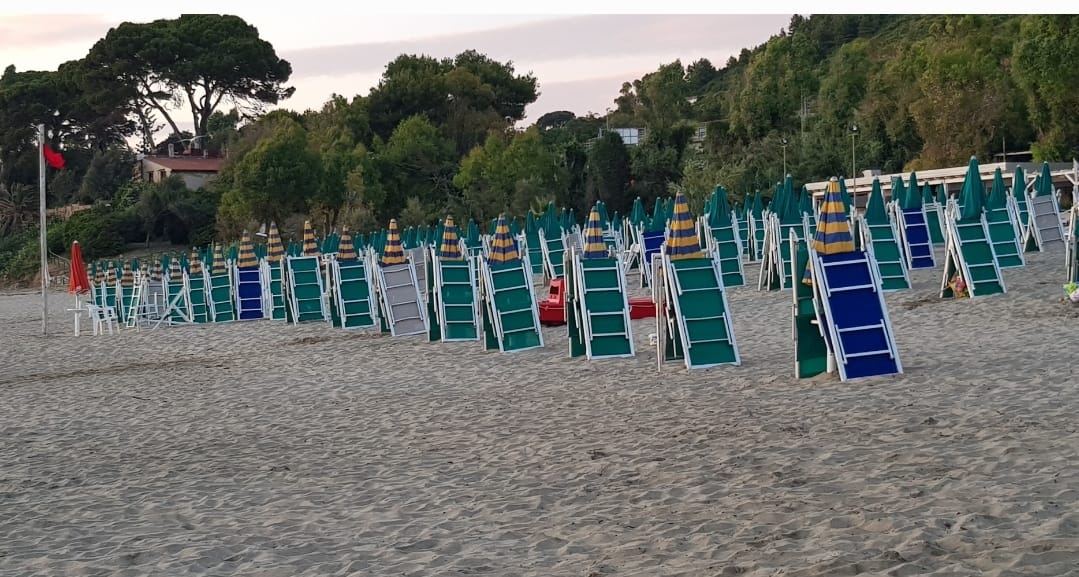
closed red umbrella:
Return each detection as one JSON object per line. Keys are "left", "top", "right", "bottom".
{"left": 69, "top": 241, "right": 91, "bottom": 295}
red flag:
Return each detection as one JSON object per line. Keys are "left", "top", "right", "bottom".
{"left": 42, "top": 144, "right": 65, "bottom": 170}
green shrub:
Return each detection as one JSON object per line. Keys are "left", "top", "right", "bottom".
{"left": 190, "top": 223, "right": 216, "bottom": 248}
{"left": 62, "top": 207, "right": 125, "bottom": 260}
{"left": 4, "top": 239, "right": 42, "bottom": 280}
{"left": 0, "top": 227, "right": 37, "bottom": 277}
{"left": 115, "top": 207, "right": 145, "bottom": 243}
{"left": 46, "top": 221, "right": 67, "bottom": 255}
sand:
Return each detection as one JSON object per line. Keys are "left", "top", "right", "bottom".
{"left": 2, "top": 247, "right": 1079, "bottom": 576}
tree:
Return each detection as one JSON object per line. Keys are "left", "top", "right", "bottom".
{"left": 586, "top": 131, "right": 632, "bottom": 214}
{"left": 0, "top": 183, "right": 37, "bottom": 235}
{"left": 77, "top": 147, "right": 135, "bottom": 203}
{"left": 454, "top": 128, "right": 567, "bottom": 221}
{"left": 1013, "top": 15, "right": 1079, "bottom": 159}
{"left": 365, "top": 50, "right": 538, "bottom": 153}
{"left": 685, "top": 58, "right": 717, "bottom": 94}
{"left": 452, "top": 49, "right": 538, "bottom": 121}
{"left": 535, "top": 110, "right": 575, "bottom": 131}
{"left": 219, "top": 115, "right": 321, "bottom": 233}
{"left": 366, "top": 54, "right": 452, "bottom": 141}
{"left": 635, "top": 61, "right": 691, "bottom": 130}
{"left": 0, "top": 64, "right": 130, "bottom": 188}
{"left": 908, "top": 16, "right": 1023, "bottom": 165}
{"left": 373, "top": 115, "right": 457, "bottom": 222}
{"left": 83, "top": 14, "right": 294, "bottom": 149}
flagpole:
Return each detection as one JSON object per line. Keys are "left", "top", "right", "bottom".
{"left": 38, "top": 123, "right": 48, "bottom": 336}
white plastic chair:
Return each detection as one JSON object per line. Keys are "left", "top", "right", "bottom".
{"left": 86, "top": 304, "right": 118, "bottom": 335}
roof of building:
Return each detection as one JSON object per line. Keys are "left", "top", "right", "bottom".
{"left": 142, "top": 156, "right": 224, "bottom": 172}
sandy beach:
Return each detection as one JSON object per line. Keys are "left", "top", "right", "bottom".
{"left": 3, "top": 247, "right": 1079, "bottom": 576}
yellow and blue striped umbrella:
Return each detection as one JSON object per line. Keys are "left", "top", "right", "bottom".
{"left": 665, "top": 192, "right": 703, "bottom": 260}
{"left": 804, "top": 177, "right": 855, "bottom": 285}
{"left": 189, "top": 250, "right": 203, "bottom": 275}
{"left": 439, "top": 215, "right": 463, "bottom": 261}
{"left": 582, "top": 206, "right": 609, "bottom": 259}
{"left": 812, "top": 177, "right": 854, "bottom": 254}
{"left": 266, "top": 221, "right": 285, "bottom": 263}
{"left": 237, "top": 230, "right": 259, "bottom": 269}
{"left": 488, "top": 214, "right": 520, "bottom": 264}
{"left": 337, "top": 228, "right": 357, "bottom": 260}
{"left": 211, "top": 244, "right": 226, "bottom": 275}
{"left": 301, "top": 220, "right": 320, "bottom": 256}
{"left": 169, "top": 258, "right": 183, "bottom": 282}
{"left": 120, "top": 260, "right": 133, "bottom": 287}
{"left": 381, "top": 219, "right": 406, "bottom": 266}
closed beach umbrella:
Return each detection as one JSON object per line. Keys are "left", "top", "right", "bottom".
{"left": 903, "top": 172, "right": 922, "bottom": 209}
{"left": 804, "top": 177, "right": 855, "bottom": 285}
{"left": 212, "top": 244, "right": 226, "bottom": 275}
{"left": 169, "top": 258, "right": 183, "bottom": 282}
{"left": 582, "top": 206, "right": 609, "bottom": 259}
{"left": 236, "top": 230, "right": 258, "bottom": 269}
{"left": 337, "top": 229, "right": 357, "bottom": 261}
{"left": 959, "top": 157, "right": 985, "bottom": 221}
{"left": 121, "top": 260, "right": 134, "bottom": 287}
{"left": 381, "top": 219, "right": 406, "bottom": 266}
{"left": 189, "top": 250, "right": 203, "bottom": 275}
{"left": 987, "top": 167, "right": 1008, "bottom": 210}
{"left": 68, "top": 241, "right": 90, "bottom": 295}
{"left": 301, "top": 221, "right": 320, "bottom": 257}
{"left": 438, "top": 215, "right": 463, "bottom": 261}
{"left": 665, "top": 192, "right": 703, "bottom": 260}
{"left": 266, "top": 222, "right": 285, "bottom": 263}
{"left": 488, "top": 214, "right": 520, "bottom": 264}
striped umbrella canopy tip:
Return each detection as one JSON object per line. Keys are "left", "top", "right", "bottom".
{"left": 302, "top": 220, "right": 320, "bottom": 256}
{"left": 168, "top": 258, "right": 183, "bottom": 282}
{"left": 236, "top": 230, "right": 259, "bottom": 269}
{"left": 581, "top": 206, "right": 609, "bottom": 259}
{"left": 211, "top": 243, "right": 227, "bottom": 275}
{"left": 266, "top": 221, "right": 285, "bottom": 263}
{"left": 488, "top": 214, "right": 520, "bottom": 264}
{"left": 812, "top": 177, "right": 855, "bottom": 255}
{"left": 337, "top": 229, "right": 357, "bottom": 260}
{"left": 665, "top": 192, "right": 703, "bottom": 260}
{"left": 120, "top": 260, "right": 134, "bottom": 287}
{"left": 381, "top": 219, "right": 406, "bottom": 266}
{"left": 804, "top": 177, "right": 855, "bottom": 285}
{"left": 439, "top": 215, "right": 463, "bottom": 261}
{"left": 189, "top": 249, "right": 203, "bottom": 275}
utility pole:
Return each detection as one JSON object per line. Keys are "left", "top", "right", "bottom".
{"left": 37, "top": 124, "right": 48, "bottom": 336}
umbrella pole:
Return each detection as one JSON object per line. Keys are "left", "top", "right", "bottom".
{"left": 73, "top": 294, "right": 81, "bottom": 337}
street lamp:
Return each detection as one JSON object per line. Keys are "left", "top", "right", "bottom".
{"left": 850, "top": 124, "right": 859, "bottom": 206}
{"left": 781, "top": 137, "right": 788, "bottom": 177}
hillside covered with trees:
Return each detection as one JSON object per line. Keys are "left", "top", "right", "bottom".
{"left": 2, "top": 13, "right": 1077, "bottom": 281}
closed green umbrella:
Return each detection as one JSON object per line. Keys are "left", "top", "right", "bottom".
{"left": 986, "top": 167, "right": 1008, "bottom": 210}
{"left": 958, "top": 157, "right": 985, "bottom": 222}
{"left": 903, "top": 172, "right": 921, "bottom": 209}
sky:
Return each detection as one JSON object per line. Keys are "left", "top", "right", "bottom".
{"left": 0, "top": 5, "right": 793, "bottom": 134}
{"left": 0, "top": 1, "right": 1053, "bottom": 136}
